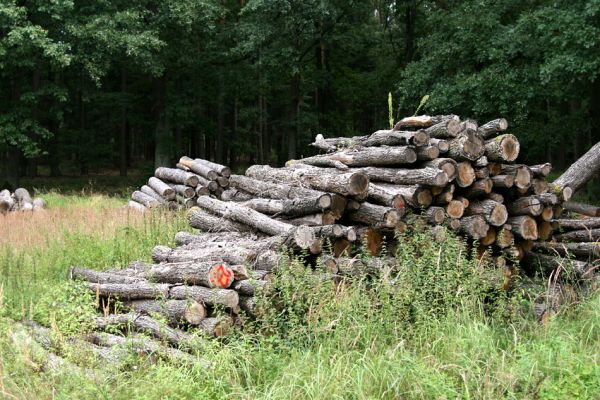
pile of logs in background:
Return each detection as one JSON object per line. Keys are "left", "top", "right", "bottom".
{"left": 0, "top": 188, "right": 46, "bottom": 213}
{"left": 70, "top": 114, "right": 599, "bottom": 345}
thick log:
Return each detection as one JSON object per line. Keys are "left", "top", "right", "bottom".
{"left": 131, "top": 191, "right": 161, "bottom": 208}
{"left": 239, "top": 296, "right": 260, "bottom": 318}
{"left": 415, "top": 145, "right": 439, "bottom": 161}
{"left": 484, "top": 134, "right": 520, "bottom": 162}
{"left": 168, "top": 184, "right": 196, "bottom": 199}
{"left": 140, "top": 185, "right": 169, "bottom": 205}
{"left": 394, "top": 114, "right": 458, "bottom": 130}
{"left": 14, "top": 188, "right": 33, "bottom": 211}
{"left": 562, "top": 201, "right": 600, "bottom": 217}
{"left": 499, "top": 164, "right": 532, "bottom": 189}
{"left": 155, "top": 167, "right": 200, "bottom": 187}
{"left": 148, "top": 177, "right": 176, "bottom": 200}
{"left": 445, "top": 200, "right": 465, "bottom": 219}
{"left": 289, "top": 145, "right": 418, "bottom": 169}
{"left": 388, "top": 184, "right": 432, "bottom": 207}
{"left": 176, "top": 195, "right": 195, "bottom": 209}
{"left": 424, "top": 119, "right": 462, "bottom": 138}
{"left": 88, "top": 282, "right": 170, "bottom": 300}
{"left": 367, "top": 183, "right": 407, "bottom": 209}
{"left": 233, "top": 279, "right": 268, "bottom": 296}
{"left": 346, "top": 202, "right": 402, "bottom": 229}
{"left": 459, "top": 215, "right": 489, "bottom": 239}
{"left": 0, "top": 190, "right": 14, "bottom": 213}
{"left": 554, "top": 228, "right": 600, "bottom": 242}
{"left": 506, "top": 196, "right": 543, "bottom": 217}
{"left": 126, "top": 299, "right": 207, "bottom": 325}
{"left": 179, "top": 156, "right": 219, "bottom": 180}
{"left": 529, "top": 163, "right": 552, "bottom": 177}
{"left": 216, "top": 177, "right": 229, "bottom": 188}
{"left": 128, "top": 200, "right": 147, "bottom": 213}
{"left": 246, "top": 165, "right": 369, "bottom": 198}
{"left": 426, "top": 206, "right": 446, "bottom": 225}
{"left": 553, "top": 141, "right": 600, "bottom": 193}
{"left": 546, "top": 183, "right": 573, "bottom": 202}
{"left": 552, "top": 217, "right": 600, "bottom": 231}
{"left": 421, "top": 158, "right": 458, "bottom": 181}
{"left": 241, "top": 196, "right": 331, "bottom": 216}
{"left": 529, "top": 179, "right": 548, "bottom": 195}
{"left": 434, "top": 184, "right": 455, "bottom": 205}
{"left": 147, "top": 262, "right": 235, "bottom": 289}
{"left": 455, "top": 161, "right": 476, "bottom": 187}
{"left": 194, "top": 159, "right": 231, "bottom": 178}
{"left": 478, "top": 118, "right": 508, "bottom": 139}
{"left": 465, "top": 200, "right": 508, "bottom": 226}
{"left": 355, "top": 167, "right": 448, "bottom": 187}
{"left": 311, "top": 130, "right": 429, "bottom": 151}
{"left": 491, "top": 174, "right": 514, "bottom": 188}
{"left": 95, "top": 314, "right": 191, "bottom": 345}
{"left": 174, "top": 231, "right": 263, "bottom": 246}
{"left": 521, "top": 252, "right": 591, "bottom": 277}
{"left": 532, "top": 242, "right": 600, "bottom": 258}
{"left": 506, "top": 216, "right": 538, "bottom": 240}
{"left": 447, "top": 131, "right": 485, "bottom": 161}
{"left": 537, "top": 221, "right": 553, "bottom": 241}
{"left": 187, "top": 207, "right": 254, "bottom": 233}
{"left": 461, "top": 178, "right": 493, "bottom": 198}
{"left": 164, "top": 246, "right": 256, "bottom": 266}
{"left": 169, "top": 285, "right": 239, "bottom": 309}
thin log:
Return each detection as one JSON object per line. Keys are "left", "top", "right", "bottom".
{"left": 126, "top": 300, "right": 207, "bottom": 325}
{"left": 148, "top": 177, "right": 175, "bottom": 200}
{"left": 187, "top": 207, "right": 254, "bottom": 233}
{"left": 194, "top": 159, "right": 231, "bottom": 178}
{"left": 346, "top": 202, "right": 402, "bottom": 229}
{"left": 167, "top": 184, "right": 196, "bottom": 198}
{"left": 147, "top": 262, "right": 235, "bottom": 289}
{"left": 554, "top": 228, "right": 600, "bottom": 242}
{"left": 178, "top": 156, "right": 219, "bottom": 180}
{"left": 551, "top": 217, "right": 600, "bottom": 231}
{"left": 499, "top": 164, "right": 532, "bottom": 189}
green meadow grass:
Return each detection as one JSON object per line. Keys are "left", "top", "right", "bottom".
{"left": 0, "top": 195, "right": 598, "bottom": 399}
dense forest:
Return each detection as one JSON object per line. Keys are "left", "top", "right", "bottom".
{"left": 1, "top": 0, "right": 599, "bottom": 188}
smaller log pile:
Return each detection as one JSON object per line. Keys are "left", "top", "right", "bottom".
{"left": 128, "top": 156, "right": 231, "bottom": 212}
{"left": 0, "top": 188, "right": 46, "bottom": 213}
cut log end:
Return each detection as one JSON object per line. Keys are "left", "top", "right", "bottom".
{"left": 208, "top": 263, "right": 236, "bottom": 289}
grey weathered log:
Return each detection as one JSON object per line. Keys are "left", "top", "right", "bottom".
{"left": 282, "top": 212, "right": 336, "bottom": 226}
{"left": 478, "top": 118, "right": 508, "bottom": 139}
{"left": 426, "top": 206, "right": 446, "bottom": 225}
{"left": 220, "top": 188, "right": 253, "bottom": 202}
{"left": 241, "top": 196, "right": 331, "bottom": 216}
{"left": 164, "top": 246, "right": 256, "bottom": 266}
{"left": 169, "top": 285, "right": 239, "bottom": 309}
{"left": 429, "top": 138, "right": 449, "bottom": 153}
{"left": 363, "top": 129, "right": 430, "bottom": 147}
{"left": 553, "top": 141, "right": 600, "bottom": 194}
{"left": 415, "top": 145, "right": 440, "bottom": 161}
{"left": 424, "top": 119, "right": 462, "bottom": 138}
{"left": 464, "top": 200, "right": 508, "bottom": 226}
{"left": 174, "top": 231, "right": 263, "bottom": 246}
{"left": 147, "top": 262, "right": 235, "bottom": 288}
{"left": 459, "top": 215, "right": 489, "bottom": 239}
{"left": 233, "top": 279, "right": 268, "bottom": 296}
{"left": 389, "top": 184, "right": 432, "bottom": 207}
{"left": 474, "top": 156, "right": 489, "bottom": 168}
{"left": 455, "top": 161, "right": 476, "bottom": 187}
{"left": 194, "top": 158, "right": 231, "bottom": 178}
{"left": 167, "top": 184, "right": 196, "bottom": 198}
{"left": 14, "top": 188, "right": 33, "bottom": 210}
{"left": 197, "top": 316, "right": 234, "bottom": 337}
{"left": 128, "top": 200, "right": 147, "bottom": 213}
{"left": 499, "top": 164, "right": 532, "bottom": 189}
{"left": 394, "top": 114, "right": 458, "bottom": 129}
{"left": 562, "top": 201, "right": 600, "bottom": 217}
{"left": 421, "top": 158, "right": 458, "bottom": 181}
{"left": 239, "top": 296, "right": 259, "bottom": 317}
{"left": 216, "top": 176, "right": 229, "bottom": 188}
{"left": 187, "top": 207, "right": 254, "bottom": 233}
{"left": 491, "top": 175, "right": 514, "bottom": 188}
{"left": 546, "top": 183, "right": 573, "bottom": 202}
{"left": 532, "top": 242, "right": 600, "bottom": 259}
{"left": 529, "top": 179, "right": 548, "bottom": 195}
{"left": 529, "top": 163, "right": 552, "bottom": 177}
{"left": 176, "top": 195, "right": 195, "bottom": 209}
{"left": 0, "top": 190, "right": 14, "bottom": 213}
{"left": 32, "top": 197, "right": 46, "bottom": 211}
{"left": 506, "top": 196, "right": 543, "bottom": 217}
{"left": 554, "top": 228, "right": 600, "bottom": 243}
{"left": 155, "top": 167, "right": 200, "bottom": 187}
{"left": 70, "top": 267, "right": 145, "bottom": 284}
{"left": 484, "top": 134, "right": 520, "bottom": 162}
{"left": 126, "top": 299, "right": 207, "bottom": 325}
{"left": 246, "top": 165, "right": 369, "bottom": 198}
{"left": 289, "top": 146, "right": 418, "bottom": 169}
{"left": 552, "top": 217, "right": 600, "bottom": 231}
{"left": 506, "top": 216, "right": 538, "bottom": 240}
{"left": 178, "top": 156, "right": 219, "bottom": 180}
{"left": 141, "top": 185, "right": 169, "bottom": 204}
{"left": 88, "top": 282, "right": 170, "bottom": 300}
{"left": 521, "top": 252, "right": 591, "bottom": 277}
{"left": 346, "top": 202, "right": 402, "bottom": 229}
{"left": 95, "top": 314, "right": 192, "bottom": 346}
{"left": 148, "top": 177, "right": 176, "bottom": 200}
{"left": 367, "top": 183, "right": 407, "bottom": 209}
{"left": 355, "top": 167, "right": 448, "bottom": 187}
{"left": 131, "top": 191, "right": 161, "bottom": 208}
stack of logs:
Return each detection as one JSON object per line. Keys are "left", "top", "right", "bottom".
{"left": 128, "top": 156, "right": 231, "bottom": 212}
{"left": 76, "top": 114, "right": 598, "bottom": 345}
{"left": 0, "top": 188, "right": 46, "bottom": 213}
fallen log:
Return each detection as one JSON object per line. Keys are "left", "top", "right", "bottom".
{"left": 562, "top": 201, "right": 600, "bottom": 217}
{"left": 532, "top": 242, "right": 600, "bottom": 258}
{"left": 95, "top": 314, "right": 192, "bottom": 345}
{"left": 553, "top": 141, "right": 600, "bottom": 194}
{"left": 521, "top": 252, "right": 591, "bottom": 277}
{"left": 554, "top": 228, "right": 600, "bottom": 242}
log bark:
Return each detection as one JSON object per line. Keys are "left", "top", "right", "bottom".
{"left": 0, "top": 190, "right": 14, "bottom": 213}
{"left": 464, "top": 200, "right": 508, "bottom": 226}
{"left": 155, "top": 167, "right": 200, "bottom": 187}
{"left": 233, "top": 279, "right": 268, "bottom": 296}
{"left": 126, "top": 299, "right": 207, "bottom": 325}
{"left": 478, "top": 118, "right": 508, "bottom": 139}
{"left": 388, "top": 184, "right": 432, "bottom": 207}
{"left": 148, "top": 177, "right": 175, "bottom": 200}
{"left": 415, "top": 145, "right": 439, "bottom": 161}
{"left": 484, "top": 134, "right": 520, "bottom": 162}
{"left": 95, "top": 314, "right": 192, "bottom": 345}
{"left": 147, "top": 262, "right": 235, "bottom": 288}
{"left": 174, "top": 231, "right": 263, "bottom": 246}
{"left": 194, "top": 158, "right": 231, "bottom": 178}
{"left": 499, "top": 164, "right": 532, "bottom": 189}
{"left": 169, "top": 285, "right": 239, "bottom": 309}
{"left": 537, "top": 221, "right": 553, "bottom": 241}
{"left": 363, "top": 129, "right": 430, "bottom": 147}
{"left": 290, "top": 146, "right": 418, "bottom": 169}
{"left": 164, "top": 246, "right": 256, "bottom": 266}
{"left": 88, "top": 282, "right": 170, "bottom": 300}
{"left": 434, "top": 184, "right": 455, "bottom": 205}
{"left": 546, "top": 183, "right": 573, "bottom": 202}
{"left": 187, "top": 207, "right": 254, "bottom": 233}
{"left": 495, "top": 228, "right": 514, "bottom": 249}
{"left": 424, "top": 119, "right": 462, "bottom": 138}
{"left": 506, "top": 196, "right": 543, "bottom": 217}
{"left": 394, "top": 114, "right": 458, "bottom": 129}
{"left": 178, "top": 156, "right": 219, "bottom": 180}
{"left": 461, "top": 178, "right": 493, "bottom": 199}
{"left": 355, "top": 167, "right": 448, "bottom": 187}
{"left": 459, "top": 215, "right": 489, "bottom": 239}
{"left": 529, "top": 163, "right": 552, "bottom": 177}
{"left": 241, "top": 196, "right": 331, "bottom": 216}
{"left": 167, "top": 184, "right": 196, "bottom": 198}
{"left": 128, "top": 201, "right": 147, "bottom": 213}
{"left": 197, "top": 316, "right": 233, "bottom": 337}
{"left": 346, "top": 202, "right": 402, "bottom": 229}
{"left": 506, "top": 216, "right": 538, "bottom": 240}
{"left": 426, "top": 206, "right": 446, "bottom": 225}
{"left": 562, "top": 201, "right": 600, "bottom": 217}
{"left": 220, "top": 188, "right": 253, "bottom": 202}
{"left": 429, "top": 138, "right": 449, "bottom": 153}
{"left": 14, "top": 188, "right": 33, "bottom": 210}
{"left": 131, "top": 191, "right": 161, "bottom": 208}
{"left": 532, "top": 242, "right": 600, "bottom": 258}
{"left": 367, "top": 183, "right": 407, "bottom": 209}
{"left": 455, "top": 161, "right": 476, "bottom": 187}
{"left": 447, "top": 131, "right": 485, "bottom": 161}
{"left": 246, "top": 165, "right": 369, "bottom": 198}
{"left": 553, "top": 141, "right": 600, "bottom": 193}
{"left": 490, "top": 174, "right": 514, "bottom": 188}
{"left": 282, "top": 212, "right": 336, "bottom": 226}
{"left": 554, "top": 228, "right": 600, "bottom": 242}
{"left": 70, "top": 267, "right": 145, "bottom": 284}
{"left": 552, "top": 217, "right": 600, "bottom": 231}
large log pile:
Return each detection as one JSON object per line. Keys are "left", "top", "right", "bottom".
{"left": 0, "top": 188, "right": 46, "bottom": 213}
{"left": 77, "top": 114, "right": 597, "bottom": 347}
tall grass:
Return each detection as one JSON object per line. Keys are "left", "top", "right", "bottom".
{"left": 0, "top": 195, "right": 598, "bottom": 399}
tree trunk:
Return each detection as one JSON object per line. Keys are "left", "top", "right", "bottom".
{"left": 553, "top": 141, "right": 600, "bottom": 193}
{"left": 484, "top": 134, "right": 520, "bottom": 162}
{"left": 154, "top": 167, "right": 199, "bottom": 187}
